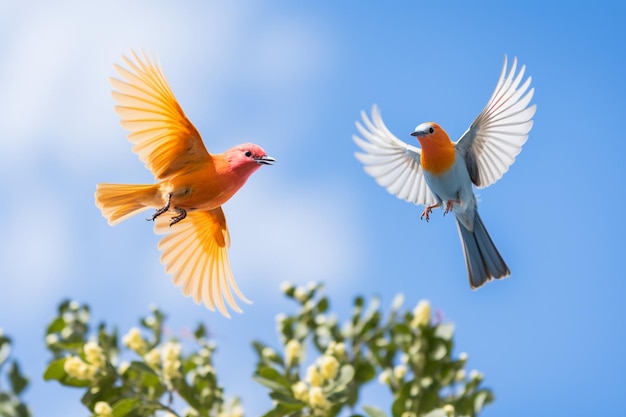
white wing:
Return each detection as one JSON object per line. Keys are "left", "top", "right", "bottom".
{"left": 456, "top": 56, "right": 536, "bottom": 188}
{"left": 353, "top": 105, "right": 434, "bottom": 206}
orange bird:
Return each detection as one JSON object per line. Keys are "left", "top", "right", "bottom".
{"left": 353, "top": 56, "right": 535, "bottom": 288}
{"left": 95, "top": 51, "right": 275, "bottom": 317}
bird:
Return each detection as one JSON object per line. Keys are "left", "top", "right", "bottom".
{"left": 353, "top": 56, "right": 535, "bottom": 289}
{"left": 95, "top": 51, "right": 275, "bottom": 317}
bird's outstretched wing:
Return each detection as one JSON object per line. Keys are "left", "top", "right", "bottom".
{"left": 155, "top": 209, "right": 250, "bottom": 318}
{"left": 353, "top": 105, "right": 434, "bottom": 206}
{"left": 111, "top": 50, "right": 212, "bottom": 181}
{"left": 456, "top": 56, "right": 536, "bottom": 188}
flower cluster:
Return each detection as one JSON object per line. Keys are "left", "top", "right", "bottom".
{"left": 122, "top": 327, "right": 147, "bottom": 354}
{"left": 63, "top": 341, "right": 106, "bottom": 381}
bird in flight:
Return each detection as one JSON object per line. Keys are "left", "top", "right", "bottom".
{"left": 95, "top": 51, "right": 275, "bottom": 317}
{"left": 353, "top": 56, "right": 535, "bottom": 288}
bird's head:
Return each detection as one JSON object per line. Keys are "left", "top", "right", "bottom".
{"left": 410, "top": 122, "right": 451, "bottom": 145}
{"left": 227, "top": 143, "right": 275, "bottom": 174}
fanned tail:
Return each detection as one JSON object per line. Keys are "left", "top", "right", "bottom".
{"left": 95, "top": 183, "right": 159, "bottom": 226}
{"left": 456, "top": 211, "right": 510, "bottom": 288}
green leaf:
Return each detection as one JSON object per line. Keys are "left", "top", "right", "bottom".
{"left": 335, "top": 365, "right": 355, "bottom": 387}
{"left": 9, "top": 362, "right": 29, "bottom": 395}
{"left": 193, "top": 324, "right": 207, "bottom": 340}
{"left": 260, "top": 403, "right": 301, "bottom": 417}
{"left": 354, "top": 361, "right": 376, "bottom": 383}
{"left": 474, "top": 390, "right": 490, "bottom": 413}
{"left": 112, "top": 398, "right": 141, "bottom": 417}
{"left": 423, "top": 409, "right": 447, "bottom": 417}
{"left": 363, "top": 405, "right": 388, "bottom": 417}
{"left": 430, "top": 342, "right": 447, "bottom": 361}
{"left": 128, "top": 360, "right": 158, "bottom": 376}
{"left": 268, "top": 391, "right": 304, "bottom": 408}
{"left": 317, "top": 297, "right": 329, "bottom": 313}
{"left": 253, "top": 367, "right": 291, "bottom": 394}
{"left": 43, "top": 358, "right": 66, "bottom": 381}
{"left": 45, "top": 317, "right": 66, "bottom": 335}
{"left": 391, "top": 383, "right": 412, "bottom": 417}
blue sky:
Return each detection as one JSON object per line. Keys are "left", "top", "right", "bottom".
{"left": 1, "top": 1, "right": 625, "bottom": 416}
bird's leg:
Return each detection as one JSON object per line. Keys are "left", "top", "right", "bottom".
{"left": 420, "top": 203, "right": 440, "bottom": 222}
{"left": 169, "top": 207, "right": 187, "bottom": 227}
{"left": 444, "top": 200, "right": 460, "bottom": 216}
{"left": 147, "top": 193, "right": 172, "bottom": 221}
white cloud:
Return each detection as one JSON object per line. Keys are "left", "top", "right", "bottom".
{"left": 225, "top": 177, "right": 366, "bottom": 296}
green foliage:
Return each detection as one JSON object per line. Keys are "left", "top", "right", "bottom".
{"left": 252, "top": 283, "right": 493, "bottom": 417}
{"left": 43, "top": 300, "right": 240, "bottom": 417}
{"left": 3, "top": 283, "right": 493, "bottom": 417}
{"left": 0, "top": 329, "right": 31, "bottom": 417}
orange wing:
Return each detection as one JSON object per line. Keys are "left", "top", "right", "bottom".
{"left": 111, "top": 50, "right": 212, "bottom": 180}
{"left": 155, "top": 209, "right": 251, "bottom": 317}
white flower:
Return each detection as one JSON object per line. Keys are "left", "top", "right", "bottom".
{"left": 294, "top": 287, "right": 307, "bottom": 302}
{"left": 284, "top": 339, "right": 303, "bottom": 367}
{"left": 393, "top": 364, "right": 407, "bottom": 380}
{"left": 118, "top": 361, "right": 130, "bottom": 374}
{"left": 161, "top": 341, "right": 182, "bottom": 382}
{"left": 60, "top": 327, "right": 73, "bottom": 339}
{"left": 122, "top": 328, "right": 147, "bottom": 354}
{"left": 45, "top": 334, "right": 59, "bottom": 346}
{"left": 411, "top": 300, "right": 431, "bottom": 328}
{"left": 469, "top": 369, "right": 483, "bottom": 381}
{"left": 308, "top": 386, "right": 330, "bottom": 410}
{"left": 280, "top": 281, "right": 293, "bottom": 292}
{"left": 319, "top": 355, "right": 339, "bottom": 380}
{"left": 378, "top": 368, "right": 391, "bottom": 385}
{"left": 94, "top": 401, "right": 113, "bottom": 417}
{"left": 162, "top": 341, "right": 182, "bottom": 361}
{"left": 144, "top": 348, "right": 161, "bottom": 369}
{"left": 443, "top": 404, "right": 455, "bottom": 417}
{"left": 64, "top": 356, "right": 97, "bottom": 380}
{"left": 455, "top": 369, "right": 466, "bottom": 381}
{"left": 84, "top": 341, "right": 105, "bottom": 369}
{"left": 306, "top": 364, "right": 323, "bottom": 387}
{"left": 262, "top": 347, "right": 277, "bottom": 360}
{"left": 459, "top": 352, "right": 468, "bottom": 361}
{"left": 77, "top": 309, "right": 90, "bottom": 324}
{"left": 62, "top": 312, "right": 75, "bottom": 323}
{"left": 292, "top": 381, "right": 309, "bottom": 402}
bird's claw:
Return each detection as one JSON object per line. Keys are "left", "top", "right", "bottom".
{"left": 443, "top": 200, "right": 460, "bottom": 216}
{"left": 420, "top": 204, "right": 439, "bottom": 222}
{"left": 169, "top": 207, "right": 187, "bottom": 227}
{"left": 147, "top": 194, "right": 172, "bottom": 222}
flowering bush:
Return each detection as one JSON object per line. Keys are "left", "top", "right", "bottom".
{"left": 0, "top": 328, "right": 31, "bottom": 417}
{"left": 4, "top": 283, "right": 492, "bottom": 417}
{"left": 42, "top": 300, "right": 236, "bottom": 417}
{"left": 252, "top": 283, "right": 493, "bottom": 417}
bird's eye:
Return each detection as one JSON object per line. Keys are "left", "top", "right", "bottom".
{"left": 244, "top": 150, "right": 252, "bottom": 157}
{"left": 429, "top": 127, "right": 434, "bottom": 134}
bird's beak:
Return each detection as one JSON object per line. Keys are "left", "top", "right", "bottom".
{"left": 410, "top": 129, "right": 427, "bottom": 138}
{"left": 256, "top": 155, "right": 276, "bottom": 165}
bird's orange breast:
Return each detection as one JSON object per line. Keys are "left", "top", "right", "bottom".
{"left": 419, "top": 138, "right": 456, "bottom": 175}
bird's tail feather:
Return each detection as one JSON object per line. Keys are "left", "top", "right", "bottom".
{"left": 456, "top": 212, "right": 510, "bottom": 288}
{"left": 95, "top": 183, "right": 159, "bottom": 226}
